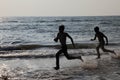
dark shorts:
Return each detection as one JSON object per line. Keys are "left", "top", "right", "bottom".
{"left": 61, "top": 45, "right": 67, "bottom": 53}
{"left": 98, "top": 42, "right": 105, "bottom": 47}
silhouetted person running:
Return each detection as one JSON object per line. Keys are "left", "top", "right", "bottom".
{"left": 91, "top": 26, "right": 116, "bottom": 59}
{"left": 54, "top": 25, "right": 83, "bottom": 70}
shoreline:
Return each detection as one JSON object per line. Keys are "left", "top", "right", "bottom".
{"left": 0, "top": 47, "right": 119, "bottom": 59}
{"left": 0, "top": 42, "right": 119, "bottom": 51}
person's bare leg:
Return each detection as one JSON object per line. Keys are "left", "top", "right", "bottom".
{"left": 101, "top": 46, "right": 116, "bottom": 55}
{"left": 64, "top": 51, "right": 84, "bottom": 62}
{"left": 96, "top": 45, "right": 101, "bottom": 59}
{"left": 54, "top": 50, "right": 62, "bottom": 70}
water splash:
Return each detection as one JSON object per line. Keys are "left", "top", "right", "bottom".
{"left": 0, "top": 64, "right": 10, "bottom": 80}
{"left": 110, "top": 50, "right": 120, "bottom": 59}
{"left": 80, "top": 56, "right": 98, "bottom": 69}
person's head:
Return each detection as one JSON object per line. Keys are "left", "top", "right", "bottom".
{"left": 94, "top": 26, "right": 99, "bottom": 32}
{"left": 59, "top": 25, "right": 65, "bottom": 32}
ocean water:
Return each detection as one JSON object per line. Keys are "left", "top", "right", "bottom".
{"left": 0, "top": 16, "right": 120, "bottom": 80}
{"left": 0, "top": 16, "right": 120, "bottom": 48}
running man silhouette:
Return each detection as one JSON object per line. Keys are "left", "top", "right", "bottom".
{"left": 91, "top": 26, "right": 116, "bottom": 59}
{"left": 54, "top": 25, "right": 83, "bottom": 70}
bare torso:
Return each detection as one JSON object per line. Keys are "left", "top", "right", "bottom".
{"left": 96, "top": 32, "right": 105, "bottom": 44}
{"left": 57, "top": 32, "right": 68, "bottom": 46}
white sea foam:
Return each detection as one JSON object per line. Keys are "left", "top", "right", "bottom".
{"left": 80, "top": 57, "right": 98, "bottom": 69}
{"left": 110, "top": 50, "right": 120, "bottom": 59}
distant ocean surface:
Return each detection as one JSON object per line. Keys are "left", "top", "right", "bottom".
{"left": 0, "top": 16, "right": 120, "bottom": 50}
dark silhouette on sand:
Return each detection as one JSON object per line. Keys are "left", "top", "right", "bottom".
{"left": 54, "top": 25, "right": 83, "bottom": 70}
{"left": 91, "top": 26, "right": 116, "bottom": 59}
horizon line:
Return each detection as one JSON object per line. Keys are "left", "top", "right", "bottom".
{"left": 0, "top": 15, "right": 120, "bottom": 17}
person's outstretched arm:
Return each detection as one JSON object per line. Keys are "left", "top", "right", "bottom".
{"left": 103, "top": 35, "right": 108, "bottom": 45}
{"left": 91, "top": 34, "right": 97, "bottom": 41}
{"left": 67, "top": 33, "right": 75, "bottom": 48}
{"left": 54, "top": 33, "right": 59, "bottom": 42}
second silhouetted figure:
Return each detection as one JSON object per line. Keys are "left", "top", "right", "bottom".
{"left": 91, "top": 26, "right": 116, "bottom": 59}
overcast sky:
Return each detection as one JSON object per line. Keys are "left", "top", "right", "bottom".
{"left": 0, "top": 0, "right": 120, "bottom": 16}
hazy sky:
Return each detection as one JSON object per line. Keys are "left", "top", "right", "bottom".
{"left": 0, "top": 0, "right": 120, "bottom": 16}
